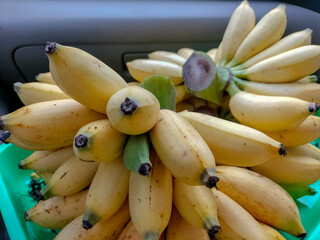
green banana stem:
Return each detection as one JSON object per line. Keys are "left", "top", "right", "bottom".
{"left": 231, "top": 76, "right": 248, "bottom": 91}
{"left": 226, "top": 80, "right": 242, "bottom": 97}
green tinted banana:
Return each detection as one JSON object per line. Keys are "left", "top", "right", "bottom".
{"left": 216, "top": 166, "right": 306, "bottom": 238}
{"left": 73, "top": 119, "right": 127, "bottom": 162}
{"left": 106, "top": 86, "right": 160, "bottom": 135}
{"left": 45, "top": 42, "right": 128, "bottom": 113}
{"left": 258, "top": 221, "right": 286, "bottom": 240}
{"left": 14, "top": 82, "right": 70, "bottom": 105}
{"left": 129, "top": 148, "right": 172, "bottom": 240}
{"left": 82, "top": 155, "right": 130, "bottom": 229}
{"left": 117, "top": 220, "right": 143, "bottom": 240}
{"left": 0, "top": 99, "right": 105, "bottom": 151}
{"left": 173, "top": 179, "right": 220, "bottom": 237}
{"left": 35, "top": 72, "right": 56, "bottom": 85}
{"left": 25, "top": 189, "right": 87, "bottom": 229}
{"left": 226, "top": 4, "right": 287, "bottom": 68}
{"left": 148, "top": 51, "right": 186, "bottom": 66}
{"left": 295, "top": 75, "right": 318, "bottom": 83}
{"left": 149, "top": 109, "right": 219, "bottom": 188}
{"left": 177, "top": 47, "right": 195, "bottom": 60}
{"left": 279, "top": 184, "right": 316, "bottom": 199}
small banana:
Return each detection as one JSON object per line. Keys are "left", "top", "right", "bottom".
{"left": 279, "top": 184, "right": 316, "bottom": 199}
{"left": 226, "top": 4, "right": 287, "bottom": 68}
{"left": 175, "top": 84, "right": 187, "bottom": 104}
{"left": 117, "top": 220, "right": 143, "bottom": 240}
{"left": 129, "top": 148, "right": 172, "bottom": 240}
{"left": 0, "top": 99, "right": 105, "bottom": 151}
{"left": 106, "top": 86, "right": 160, "bottom": 135}
{"left": 73, "top": 119, "right": 127, "bottom": 162}
{"left": 173, "top": 179, "right": 220, "bottom": 237}
{"left": 148, "top": 51, "right": 186, "bottom": 66}
{"left": 258, "top": 221, "right": 286, "bottom": 240}
{"left": 82, "top": 155, "right": 130, "bottom": 229}
{"left": 149, "top": 109, "right": 219, "bottom": 188}
{"left": 35, "top": 72, "right": 56, "bottom": 85}
{"left": 177, "top": 47, "right": 195, "bottom": 60}
{"left": 45, "top": 42, "right": 128, "bottom": 113}
{"left": 24, "top": 189, "right": 87, "bottom": 229}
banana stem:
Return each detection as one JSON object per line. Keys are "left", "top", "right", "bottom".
{"left": 231, "top": 76, "right": 247, "bottom": 90}
{"left": 45, "top": 42, "right": 57, "bottom": 54}
{"left": 74, "top": 134, "right": 88, "bottom": 148}
{"left": 226, "top": 81, "right": 241, "bottom": 97}
{"left": 120, "top": 97, "right": 138, "bottom": 115}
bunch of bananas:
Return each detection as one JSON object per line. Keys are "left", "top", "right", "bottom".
{"left": 1, "top": 0, "right": 320, "bottom": 239}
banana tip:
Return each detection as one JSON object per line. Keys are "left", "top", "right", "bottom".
{"left": 138, "top": 163, "right": 152, "bottom": 176}
{"left": 82, "top": 220, "right": 93, "bottom": 230}
{"left": 0, "top": 131, "right": 11, "bottom": 143}
{"left": 18, "top": 162, "right": 23, "bottom": 169}
{"left": 279, "top": 144, "right": 287, "bottom": 156}
{"left": 24, "top": 211, "right": 30, "bottom": 221}
{"left": 121, "top": 97, "right": 138, "bottom": 115}
{"left": 45, "top": 42, "right": 56, "bottom": 54}
{"left": 297, "top": 232, "right": 307, "bottom": 240}
{"left": 74, "top": 134, "right": 88, "bottom": 148}
{"left": 208, "top": 225, "right": 221, "bottom": 237}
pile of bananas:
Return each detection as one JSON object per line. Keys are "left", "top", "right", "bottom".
{"left": 1, "top": 0, "right": 320, "bottom": 239}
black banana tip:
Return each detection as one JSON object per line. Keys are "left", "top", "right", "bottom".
{"left": 308, "top": 103, "right": 320, "bottom": 113}
{"left": 45, "top": 42, "right": 56, "bottom": 54}
{"left": 205, "top": 175, "right": 220, "bottom": 189}
{"left": 0, "top": 131, "right": 11, "bottom": 143}
{"left": 120, "top": 97, "right": 138, "bottom": 115}
{"left": 24, "top": 211, "right": 29, "bottom": 221}
{"left": 297, "top": 232, "right": 307, "bottom": 240}
{"left": 82, "top": 220, "right": 93, "bottom": 230}
{"left": 74, "top": 134, "right": 88, "bottom": 148}
{"left": 208, "top": 225, "right": 221, "bottom": 237}
{"left": 279, "top": 144, "right": 287, "bottom": 156}
{"left": 18, "top": 162, "right": 23, "bottom": 169}
{"left": 138, "top": 163, "right": 152, "bottom": 177}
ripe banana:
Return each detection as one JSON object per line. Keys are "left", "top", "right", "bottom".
{"left": 287, "top": 143, "right": 320, "bottom": 160}
{"left": 173, "top": 179, "right": 220, "bottom": 237}
{"left": 73, "top": 119, "right": 127, "bottom": 162}
{"left": 129, "top": 148, "right": 172, "bottom": 240}
{"left": 106, "top": 86, "right": 160, "bottom": 135}
{"left": 40, "top": 155, "right": 99, "bottom": 199}
{"left": 175, "top": 84, "right": 187, "bottom": 103}
{"left": 45, "top": 42, "right": 128, "bottom": 113}
{"left": 35, "top": 72, "right": 56, "bottom": 85}
{"left": 232, "top": 45, "right": 320, "bottom": 83}
{"left": 258, "top": 221, "right": 286, "bottom": 240}
{"left": 19, "top": 146, "right": 74, "bottom": 172}
{"left": 117, "top": 220, "right": 143, "bottom": 240}
{"left": 149, "top": 109, "right": 219, "bottom": 188}
{"left": 232, "top": 28, "right": 312, "bottom": 70}
{"left": 295, "top": 75, "right": 318, "bottom": 83}
{"left": 216, "top": 166, "right": 306, "bottom": 238}
{"left": 227, "top": 82, "right": 319, "bottom": 132}
{"left": 177, "top": 47, "right": 194, "bottom": 59}
{"left": 207, "top": 48, "right": 217, "bottom": 62}
{"left": 218, "top": 0, "right": 256, "bottom": 66}
{"left": 24, "top": 189, "right": 87, "bottom": 229}
{"left": 211, "top": 188, "right": 268, "bottom": 240}
{"left": 0, "top": 99, "right": 105, "bottom": 151}
{"left": 14, "top": 82, "right": 70, "bottom": 105}
{"left": 55, "top": 199, "right": 130, "bottom": 240}
{"left": 148, "top": 50, "right": 186, "bottom": 66}
{"left": 126, "top": 59, "right": 183, "bottom": 86}
{"left": 226, "top": 4, "right": 287, "bottom": 68}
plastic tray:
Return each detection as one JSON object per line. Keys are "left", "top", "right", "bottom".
{"left": 0, "top": 143, "right": 320, "bottom": 240}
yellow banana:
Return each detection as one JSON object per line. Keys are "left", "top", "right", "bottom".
{"left": 175, "top": 84, "right": 187, "bottom": 103}
{"left": 258, "top": 221, "right": 286, "bottom": 240}
{"left": 149, "top": 109, "right": 219, "bottom": 188}
{"left": 148, "top": 51, "right": 186, "bottom": 66}
{"left": 295, "top": 75, "right": 318, "bottom": 83}
{"left": 129, "top": 148, "right": 172, "bottom": 240}
{"left": 106, "top": 86, "right": 160, "bottom": 135}
{"left": 126, "top": 59, "right": 183, "bottom": 86}
{"left": 40, "top": 155, "right": 99, "bottom": 199}
{"left": 73, "top": 119, "right": 127, "bottom": 162}
{"left": 128, "top": 81, "right": 140, "bottom": 86}
{"left": 117, "top": 220, "right": 143, "bottom": 240}
{"left": 232, "top": 28, "right": 312, "bottom": 70}
{"left": 0, "top": 99, "right": 105, "bottom": 151}
{"left": 82, "top": 155, "right": 130, "bottom": 229}
{"left": 14, "top": 82, "right": 70, "bottom": 105}
{"left": 206, "top": 48, "right": 217, "bottom": 62}
{"left": 211, "top": 188, "right": 268, "bottom": 240}
{"left": 177, "top": 47, "right": 194, "bottom": 60}
{"left": 35, "top": 72, "right": 56, "bottom": 85}
{"left": 54, "top": 199, "right": 130, "bottom": 240}
{"left": 287, "top": 143, "right": 320, "bottom": 160}
{"left": 24, "top": 189, "right": 87, "bottom": 229}
{"left": 173, "top": 179, "right": 220, "bottom": 237}
{"left": 232, "top": 45, "right": 320, "bottom": 83}
{"left": 45, "top": 42, "right": 128, "bottom": 113}
{"left": 179, "top": 111, "right": 286, "bottom": 166}
{"left": 226, "top": 4, "right": 287, "bottom": 68}
{"left": 216, "top": 166, "right": 306, "bottom": 238}
{"left": 218, "top": 0, "right": 256, "bottom": 66}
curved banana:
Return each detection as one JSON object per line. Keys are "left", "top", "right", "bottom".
{"left": 25, "top": 189, "right": 87, "bottom": 229}
{"left": 45, "top": 42, "right": 128, "bottom": 113}
{"left": 173, "top": 179, "right": 220, "bottom": 237}
{"left": 117, "top": 220, "right": 143, "bottom": 240}
{"left": 279, "top": 184, "right": 316, "bottom": 199}
{"left": 73, "top": 119, "right": 127, "bottom": 162}
{"left": 149, "top": 109, "right": 219, "bottom": 188}
{"left": 216, "top": 166, "right": 306, "bottom": 238}
{"left": 129, "top": 148, "right": 172, "bottom": 240}
{"left": 35, "top": 72, "right": 56, "bottom": 85}
{"left": 148, "top": 51, "right": 186, "bottom": 66}
{"left": 175, "top": 84, "right": 187, "bottom": 103}
{"left": 0, "top": 99, "right": 106, "bottom": 151}
{"left": 106, "top": 86, "right": 160, "bottom": 135}
{"left": 177, "top": 47, "right": 194, "bottom": 60}
{"left": 226, "top": 4, "right": 287, "bottom": 68}
{"left": 258, "top": 221, "right": 286, "bottom": 240}
{"left": 287, "top": 143, "right": 320, "bottom": 160}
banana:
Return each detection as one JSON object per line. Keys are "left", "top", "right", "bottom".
{"left": 295, "top": 75, "right": 318, "bottom": 83}
{"left": 165, "top": 207, "right": 210, "bottom": 240}
{"left": 232, "top": 45, "right": 320, "bottom": 83}
{"left": 211, "top": 188, "right": 268, "bottom": 240}
{"left": 129, "top": 148, "right": 172, "bottom": 240}
{"left": 232, "top": 28, "right": 312, "bottom": 70}
{"left": 179, "top": 111, "right": 286, "bottom": 166}
{"left": 148, "top": 51, "right": 186, "bottom": 66}
{"left": 126, "top": 59, "right": 183, "bottom": 86}
{"left": 279, "top": 184, "right": 316, "bottom": 199}
{"left": 175, "top": 84, "right": 187, "bottom": 103}
{"left": 149, "top": 109, "right": 219, "bottom": 188}
{"left": 0, "top": 99, "right": 106, "bottom": 151}
{"left": 45, "top": 42, "right": 128, "bottom": 113}
{"left": 14, "top": 82, "right": 70, "bottom": 105}
{"left": 24, "top": 189, "right": 87, "bottom": 229}
{"left": 19, "top": 146, "right": 74, "bottom": 172}
{"left": 227, "top": 82, "right": 319, "bottom": 132}
{"left": 216, "top": 166, "right": 306, "bottom": 238}
{"left": 128, "top": 81, "right": 140, "bottom": 86}
{"left": 218, "top": 0, "right": 256, "bottom": 66}
{"left": 287, "top": 143, "right": 320, "bottom": 160}
{"left": 177, "top": 47, "right": 194, "bottom": 60}
{"left": 82, "top": 155, "right": 130, "bottom": 229}
{"left": 258, "top": 221, "right": 286, "bottom": 240}
{"left": 54, "top": 199, "right": 130, "bottom": 240}
{"left": 40, "top": 155, "right": 99, "bottom": 199}
{"left": 173, "top": 179, "right": 220, "bottom": 237}
{"left": 225, "top": 4, "right": 287, "bottom": 68}
{"left": 106, "top": 86, "right": 160, "bottom": 135}
{"left": 73, "top": 119, "right": 127, "bottom": 162}
{"left": 35, "top": 170, "right": 54, "bottom": 183}
{"left": 35, "top": 72, "right": 56, "bottom": 85}
{"left": 117, "top": 220, "right": 143, "bottom": 240}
